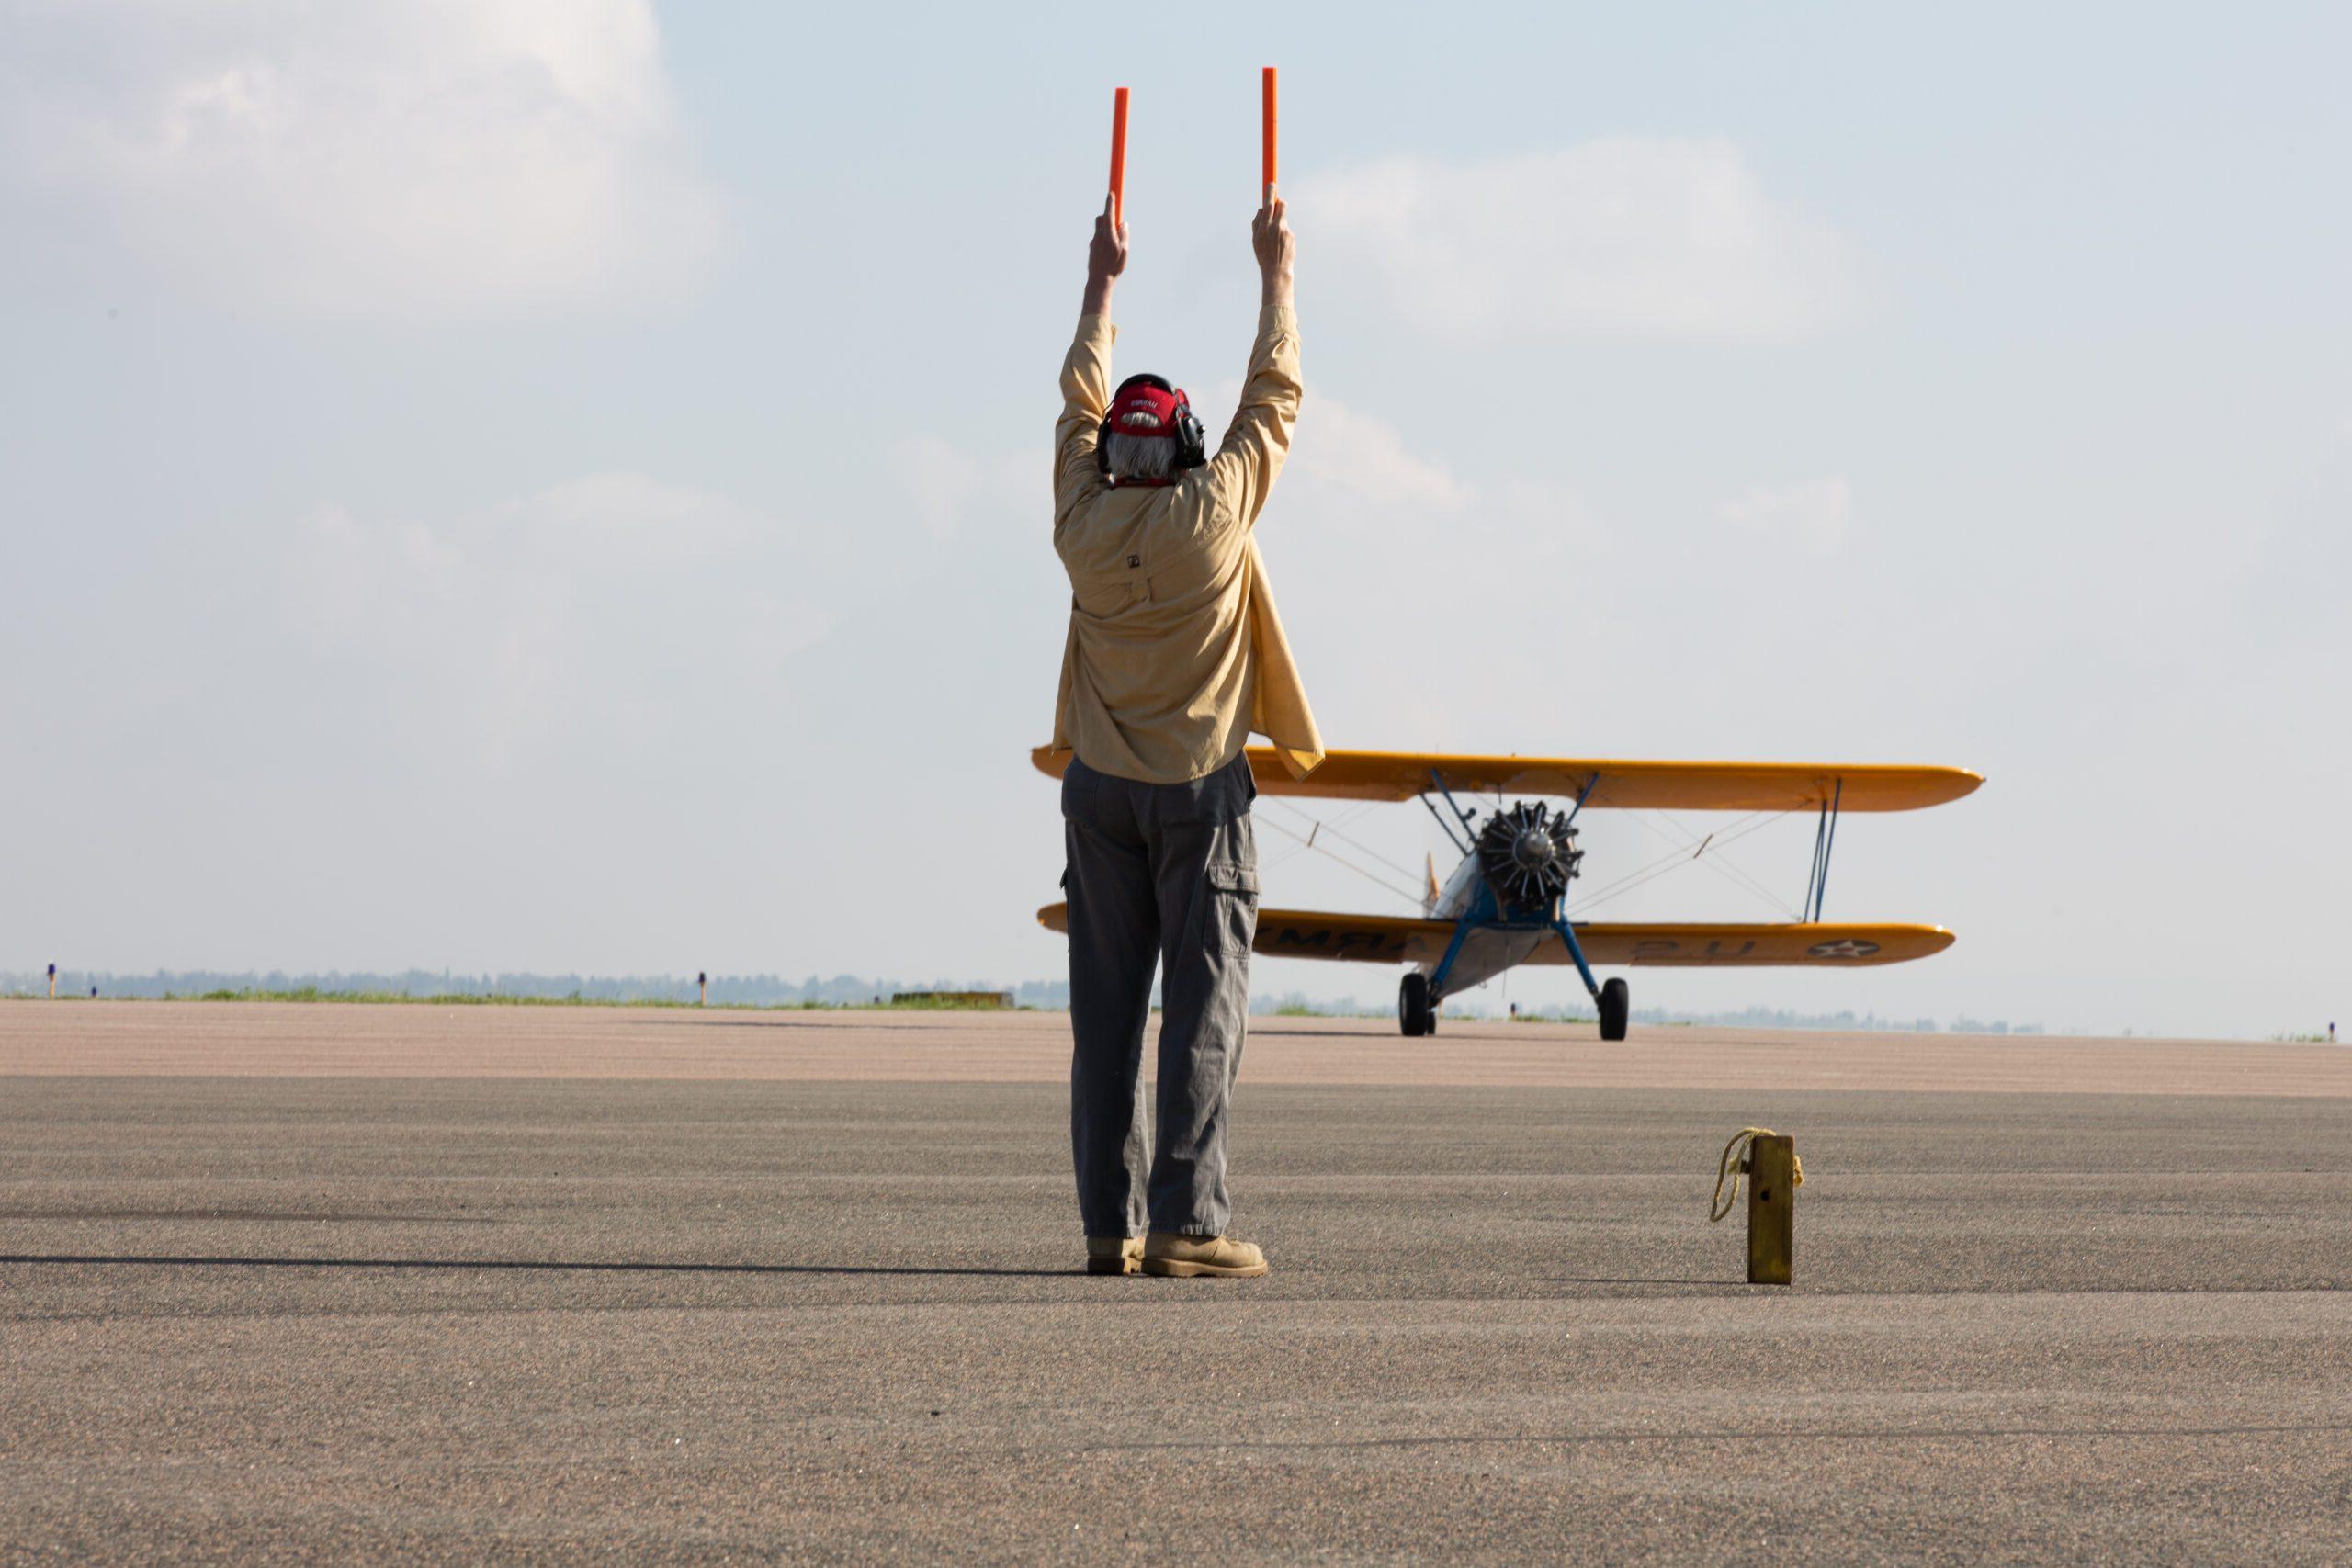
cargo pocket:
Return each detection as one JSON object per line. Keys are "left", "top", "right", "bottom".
{"left": 1061, "top": 763, "right": 1111, "bottom": 836}
{"left": 1205, "top": 863, "right": 1260, "bottom": 958}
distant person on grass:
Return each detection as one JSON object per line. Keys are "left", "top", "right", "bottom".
{"left": 1046, "top": 191, "right": 1322, "bottom": 1279}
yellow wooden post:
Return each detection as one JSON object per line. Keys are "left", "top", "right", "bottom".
{"left": 1747, "top": 1134, "right": 1795, "bottom": 1285}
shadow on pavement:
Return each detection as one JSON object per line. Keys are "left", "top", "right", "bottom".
{"left": 0, "top": 1209, "right": 501, "bottom": 1224}
{"left": 1535, "top": 1276, "right": 1735, "bottom": 1288}
{"left": 0, "top": 1253, "right": 1073, "bottom": 1278}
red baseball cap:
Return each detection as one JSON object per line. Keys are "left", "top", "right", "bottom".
{"left": 1107, "top": 376, "right": 1188, "bottom": 440}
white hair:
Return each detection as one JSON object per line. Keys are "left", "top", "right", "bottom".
{"left": 1102, "top": 431, "right": 1179, "bottom": 480}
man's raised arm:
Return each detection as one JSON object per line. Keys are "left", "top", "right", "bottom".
{"left": 1207, "top": 196, "right": 1302, "bottom": 531}
{"left": 1055, "top": 196, "right": 1129, "bottom": 525}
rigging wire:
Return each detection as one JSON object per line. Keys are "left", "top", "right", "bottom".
{"left": 1568, "top": 811, "right": 1771, "bottom": 908}
{"left": 1254, "top": 813, "right": 1425, "bottom": 907}
{"left": 1257, "top": 796, "right": 1430, "bottom": 887}
{"left": 1259, "top": 796, "right": 1385, "bottom": 874}
{"left": 1255, "top": 789, "right": 1804, "bottom": 923}
{"left": 1628, "top": 808, "right": 1799, "bottom": 918}
{"left": 1647, "top": 807, "right": 1800, "bottom": 915}
{"left": 1575, "top": 814, "right": 1786, "bottom": 916}
{"left": 1572, "top": 811, "right": 1792, "bottom": 916}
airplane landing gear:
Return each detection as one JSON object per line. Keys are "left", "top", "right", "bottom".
{"left": 1400, "top": 971, "right": 1436, "bottom": 1037}
{"left": 1598, "top": 976, "right": 1630, "bottom": 1042}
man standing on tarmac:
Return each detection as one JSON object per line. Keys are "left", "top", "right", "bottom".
{"left": 1047, "top": 191, "right": 1322, "bottom": 1279}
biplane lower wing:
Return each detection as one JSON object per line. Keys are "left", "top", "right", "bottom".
{"left": 1035, "top": 904, "right": 1954, "bottom": 967}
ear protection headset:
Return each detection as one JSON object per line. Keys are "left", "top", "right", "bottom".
{"left": 1096, "top": 373, "right": 1208, "bottom": 477}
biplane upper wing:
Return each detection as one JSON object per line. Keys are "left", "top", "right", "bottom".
{"left": 1030, "top": 746, "right": 1982, "bottom": 812}
{"left": 1035, "top": 904, "right": 1954, "bottom": 966}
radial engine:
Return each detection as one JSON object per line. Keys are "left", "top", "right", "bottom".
{"left": 1474, "top": 800, "right": 1584, "bottom": 914}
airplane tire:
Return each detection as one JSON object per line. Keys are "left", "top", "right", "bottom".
{"left": 1598, "top": 977, "right": 1630, "bottom": 1042}
{"left": 1399, "top": 972, "right": 1432, "bottom": 1037}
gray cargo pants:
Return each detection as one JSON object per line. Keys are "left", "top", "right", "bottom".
{"left": 1061, "top": 751, "right": 1259, "bottom": 1239}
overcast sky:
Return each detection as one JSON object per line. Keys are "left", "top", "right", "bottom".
{"left": 4, "top": 2, "right": 2346, "bottom": 1036}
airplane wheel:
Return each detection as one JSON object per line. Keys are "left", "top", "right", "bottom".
{"left": 1399, "top": 972, "right": 1432, "bottom": 1037}
{"left": 1598, "top": 977, "right": 1630, "bottom": 1042}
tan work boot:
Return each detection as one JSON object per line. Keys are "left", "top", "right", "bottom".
{"left": 1142, "top": 1232, "right": 1270, "bottom": 1278}
{"left": 1085, "top": 1235, "right": 1145, "bottom": 1276}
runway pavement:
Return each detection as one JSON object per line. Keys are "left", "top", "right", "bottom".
{"left": 4, "top": 1002, "right": 2348, "bottom": 1562}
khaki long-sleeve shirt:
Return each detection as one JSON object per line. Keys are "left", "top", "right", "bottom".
{"left": 1046, "top": 305, "right": 1323, "bottom": 784}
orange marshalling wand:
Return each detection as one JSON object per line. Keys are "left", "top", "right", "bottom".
{"left": 1261, "top": 67, "right": 1278, "bottom": 196}
{"left": 1108, "top": 86, "right": 1129, "bottom": 226}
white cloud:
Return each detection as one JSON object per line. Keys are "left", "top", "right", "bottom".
{"left": 1291, "top": 397, "right": 1471, "bottom": 513}
{"left": 483, "top": 471, "right": 766, "bottom": 558}
{"left": 0, "top": 0, "right": 723, "bottom": 316}
{"left": 1294, "top": 137, "right": 1861, "bottom": 344}
{"left": 898, "top": 437, "right": 1035, "bottom": 540}
{"left": 281, "top": 473, "right": 829, "bottom": 769}
{"left": 1184, "top": 384, "right": 1469, "bottom": 518}
{"left": 1714, "top": 476, "right": 1853, "bottom": 553}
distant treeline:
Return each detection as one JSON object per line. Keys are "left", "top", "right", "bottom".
{"left": 5, "top": 970, "right": 2041, "bottom": 1033}
{"left": 1653, "top": 1006, "right": 2037, "bottom": 1034}
{"left": 1257, "top": 989, "right": 2041, "bottom": 1033}
{"left": 1, "top": 969, "right": 1073, "bottom": 1010}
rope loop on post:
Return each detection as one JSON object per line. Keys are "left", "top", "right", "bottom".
{"left": 1709, "top": 1126, "right": 1804, "bottom": 1223}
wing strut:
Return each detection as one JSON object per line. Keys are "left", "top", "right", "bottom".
{"left": 1564, "top": 770, "right": 1601, "bottom": 828}
{"left": 1803, "top": 779, "right": 1844, "bottom": 921}
{"left": 1420, "top": 768, "right": 1476, "bottom": 855}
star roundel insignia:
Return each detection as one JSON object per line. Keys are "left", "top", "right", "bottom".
{"left": 1808, "top": 938, "right": 1881, "bottom": 960}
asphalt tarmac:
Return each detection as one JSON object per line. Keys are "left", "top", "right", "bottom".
{"left": 4, "top": 1004, "right": 2348, "bottom": 1562}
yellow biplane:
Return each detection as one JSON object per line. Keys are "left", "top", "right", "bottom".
{"left": 1036, "top": 746, "right": 1983, "bottom": 1039}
